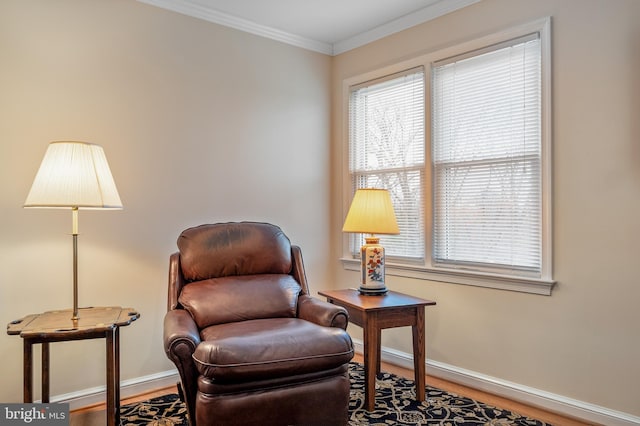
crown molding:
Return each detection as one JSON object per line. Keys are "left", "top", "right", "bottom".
{"left": 333, "top": 0, "right": 482, "bottom": 54}
{"left": 137, "top": 0, "right": 482, "bottom": 56}
{"left": 137, "top": 0, "right": 333, "bottom": 54}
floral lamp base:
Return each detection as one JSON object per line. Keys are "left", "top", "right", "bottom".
{"left": 359, "top": 236, "right": 388, "bottom": 295}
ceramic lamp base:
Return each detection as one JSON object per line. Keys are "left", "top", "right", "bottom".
{"left": 359, "top": 236, "right": 388, "bottom": 295}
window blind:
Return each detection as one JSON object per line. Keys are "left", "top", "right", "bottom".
{"left": 349, "top": 67, "right": 425, "bottom": 260}
{"left": 431, "top": 34, "right": 542, "bottom": 274}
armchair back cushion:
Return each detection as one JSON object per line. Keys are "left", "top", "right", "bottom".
{"left": 176, "top": 223, "right": 301, "bottom": 329}
{"left": 178, "top": 222, "right": 292, "bottom": 280}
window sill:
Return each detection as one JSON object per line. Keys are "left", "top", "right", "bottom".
{"left": 340, "top": 258, "right": 556, "bottom": 296}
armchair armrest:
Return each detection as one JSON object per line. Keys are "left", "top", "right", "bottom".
{"left": 164, "top": 309, "right": 201, "bottom": 357}
{"left": 163, "top": 309, "right": 201, "bottom": 420}
{"left": 298, "top": 294, "right": 349, "bottom": 330}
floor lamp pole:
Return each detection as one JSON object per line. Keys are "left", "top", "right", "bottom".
{"left": 72, "top": 207, "right": 79, "bottom": 320}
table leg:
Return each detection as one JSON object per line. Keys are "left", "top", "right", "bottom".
{"left": 23, "top": 340, "right": 33, "bottom": 403}
{"left": 376, "top": 328, "right": 382, "bottom": 378}
{"left": 42, "top": 342, "right": 50, "bottom": 403}
{"left": 114, "top": 326, "right": 120, "bottom": 417}
{"left": 412, "top": 307, "right": 426, "bottom": 402}
{"left": 106, "top": 326, "right": 120, "bottom": 426}
{"left": 363, "top": 314, "right": 379, "bottom": 411}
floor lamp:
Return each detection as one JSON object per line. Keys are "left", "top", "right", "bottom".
{"left": 24, "top": 141, "right": 123, "bottom": 320}
{"left": 342, "top": 188, "right": 399, "bottom": 295}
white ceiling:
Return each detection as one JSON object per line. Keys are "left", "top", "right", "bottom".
{"left": 137, "top": 0, "right": 481, "bottom": 55}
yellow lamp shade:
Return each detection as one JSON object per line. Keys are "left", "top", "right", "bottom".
{"left": 342, "top": 188, "right": 399, "bottom": 235}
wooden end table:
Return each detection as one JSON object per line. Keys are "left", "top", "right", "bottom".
{"left": 7, "top": 306, "right": 139, "bottom": 426}
{"left": 318, "top": 289, "right": 436, "bottom": 411}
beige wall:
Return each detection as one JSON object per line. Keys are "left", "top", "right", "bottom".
{"left": 332, "top": 0, "right": 640, "bottom": 417}
{"left": 1, "top": 0, "right": 639, "bottom": 420}
{"left": 0, "top": 0, "right": 331, "bottom": 403}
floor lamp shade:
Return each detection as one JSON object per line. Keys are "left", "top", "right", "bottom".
{"left": 342, "top": 189, "right": 399, "bottom": 295}
{"left": 24, "top": 141, "right": 122, "bottom": 209}
{"left": 24, "top": 141, "right": 122, "bottom": 319}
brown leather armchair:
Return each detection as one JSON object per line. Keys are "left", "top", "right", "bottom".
{"left": 163, "top": 222, "right": 354, "bottom": 426}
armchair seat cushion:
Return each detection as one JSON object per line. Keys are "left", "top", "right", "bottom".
{"left": 193, "top": 318, "right": 353, "bottom": 382}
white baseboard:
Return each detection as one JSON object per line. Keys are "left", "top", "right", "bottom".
{"left": 352, "top": 339, "right": 640, "bottom": 426}
{"left": 50, "top": 369, "right": 179, "bottom": 411}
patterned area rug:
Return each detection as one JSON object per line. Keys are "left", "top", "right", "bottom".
{"left": 120, "top": 362, "right": 551, "bottom": 425}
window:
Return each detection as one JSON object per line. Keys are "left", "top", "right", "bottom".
{"left": 342, "top": 18, "right": 553, "bottom": 294}
{"left": 348, "top": 68, "right": 425, "bottom": 262}
{"left": 431, "top": 34, "right": 542, "bottom": 277}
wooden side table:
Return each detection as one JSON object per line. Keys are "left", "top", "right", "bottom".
{"left": 7, "top": 306, "right": 139, "bottom": 426}
{"left": 318, "top": 289, "right": 436, "bottom": 411}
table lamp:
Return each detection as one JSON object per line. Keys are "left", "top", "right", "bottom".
{"left": 342, "top": 188, "right": 399, "bottom": 295}
{"left": 24, "top": 141, "right": 123, "bottom": 320}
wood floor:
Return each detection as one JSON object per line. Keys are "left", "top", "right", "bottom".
{"left": 350, "top": 354, "right": 592, "bottom": 426}
{"left": 71, "top": 354, "right": 593, "bottom": 425}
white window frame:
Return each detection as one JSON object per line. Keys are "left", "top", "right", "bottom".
{"left": 347, "top": 67, "right": 427, "bottom": 264}
{"left": 341, "top": 17, "right": 555, "bottom": 295}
